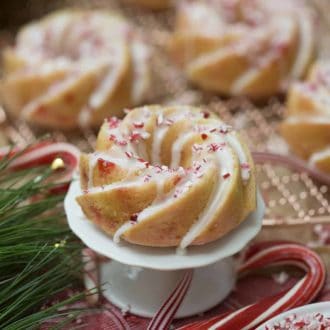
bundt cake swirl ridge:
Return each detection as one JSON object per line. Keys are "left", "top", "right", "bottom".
{"left": 1, "top": 10, "right": 151, "bottom": 129}
{"left": 76, "top": 105, "right": 257, "bottom": 248}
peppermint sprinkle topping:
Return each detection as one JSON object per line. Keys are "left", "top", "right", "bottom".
{"left": 107, "top": 116, "right": 120, "bottom": 128}
{"left": 133, "top": 121, "right": 144, "bottom": 128}
{"left": 219, "top": 125, "right": 232, "bottom": 134}
{"left": 192, "top": 144, "right": 204, "bottom": 153}
{"left": 117, "top": 140, "right": 128, "bottom": 146}
{"left": 97, "top": 158, "right": 115, "bottom": 174}
{"left": 202, "top": 111, "right": 210, "bottom": 118}
{"left": 137, "top": 158, "right": 150, "bottom": 168}
{"left": 129, "top": 132, "right": 141, "bottom": 143}
{"left": 130, "top": 213, "right": 139, "bottom": 222}
{"left": 143, "top": 174, "right": 152, "bottom": 182}
{"left": 265, "top": 312, "right": 330, "bottom": 330}
{"left": 241, "top": 163, "right": 250, "bottom": 170}
{"left": 109, "top": 134, "right": 127, "bottom": 146}
{"left": 201, "top": 133, "right": 208, "bottom": 140}
{"left": 208, "top": 143, "right": 225, "bottom": 152}
{"left": 125, "top": 151, "right": 133, "bottom": 158}
{"left": 222, "top": 173, "right": 231, "bottom": 179}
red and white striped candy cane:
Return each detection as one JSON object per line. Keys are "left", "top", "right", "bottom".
{"left": 0, "top": 141, "right": 80, "bottom": 193}
{"left": 148, "top": 269, "right": 194, "bottom": 330}
{"left": 174, "top": 241, "right": 326, "bottom": 330}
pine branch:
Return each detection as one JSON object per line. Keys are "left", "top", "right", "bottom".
{"left": 0, "top": 147, "right": 90, "bottom": 329}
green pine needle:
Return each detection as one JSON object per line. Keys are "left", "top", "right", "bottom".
{"left": 0, "top": 150, "right": 90, "bottom": 329}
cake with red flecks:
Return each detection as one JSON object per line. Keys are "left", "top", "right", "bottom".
{"left": 76, "top": 105, "right": 256, "bottom": 249}
{"left": 281, "top": 61, "right": 330, "bottom": 173}
{"left": 169, "top": 0, "right": 316, "bottom": 100}
{"left": 0, "top": 10, "right": 151, "bottom": 129}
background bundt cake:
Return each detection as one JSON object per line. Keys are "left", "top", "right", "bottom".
{"left": 0, "top": 10, "right": 151, "bottom": 129}
{"left": 169, "top": 0, "right": 316, "bottom": 100}
{"left": 281, "top": 61, "right": 330, "bottom": 173}
{"left": 76, "top": 105, "right": 257, "bottom": 249}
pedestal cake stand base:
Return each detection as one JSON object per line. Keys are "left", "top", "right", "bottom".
{"left": 65, "top": 180, "right": 264, "bottom": 319}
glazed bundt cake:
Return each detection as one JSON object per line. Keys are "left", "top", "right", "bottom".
{"left": 76, "top": 105, "right": 257, "bottom": 249}
{"left": 169, "top": 0, "right": 316, "bottom": 100}
{"left": 0, "top": 10, "right": 151, "bottom": 129}
{"left": 124, "top": 0, "right": 172, "bottom": 10}
{"left": 281, "top": 61, "right": 330, "bottom": 173}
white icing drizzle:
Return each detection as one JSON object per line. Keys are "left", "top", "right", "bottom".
{"left": 224, "top": 133, "right": 251, "bottom": 181}
{"left": 130, "top": 40, "right": 150, "bottom": 104}
{"left": 12, "top": 12, "right": 150, "bottom": 127}
{"left": 170, "top": 131, "right": 196, "bottom": 168}
{"left": 151, "top": 126, "right": 168, "bottom": 165}
{"left": 84, "top": 107, "right": 253, "bottom": 250}
{"left": 289, "top": 11, "right": 314, "bottom": 80}
{"left": 178, "top": 134, "right": 233, "bottom": 250}
{"left": 114, "top": 222, "right": 135, "bottom": 244}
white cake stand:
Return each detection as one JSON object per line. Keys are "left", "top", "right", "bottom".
{"left": 65, "top": 180, "right": 265, "bottom": 318}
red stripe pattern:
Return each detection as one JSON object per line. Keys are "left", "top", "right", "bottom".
{"left": 177, "top": 242, "right": 326, "bottom": 330}
{"left": 148, "top": 270, "right": 194, "bottom": 330}
{"left": 0, "top": 141, "right": 80, "bottom": 193}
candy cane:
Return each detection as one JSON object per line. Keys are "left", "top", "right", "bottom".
{"left": 148, "top": 269, "right": 194, "bottom": 330}
{"left": 0, "top": 141, "right": 80, "bottom": 192}
{"left": 177, "top": 242, "right": 326, "bottom": 330}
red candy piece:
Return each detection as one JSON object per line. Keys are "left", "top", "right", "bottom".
{"left": 97, "top": 158, "right": 115, "bottom": 175}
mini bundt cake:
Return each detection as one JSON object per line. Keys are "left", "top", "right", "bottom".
{"left": 0, "top": 10, "right": 151, "bottom": 129}
{"left": 76, "top": 105, "right": 257, "bottom": 249}
{"left": 124, "top": 0, "right": 172, "bottom": 10}
{"left": 169, "top": 0, "right": 316, "bottom": 100}
{"left": 281, "top": 61, "right": 330, "bottom": 173}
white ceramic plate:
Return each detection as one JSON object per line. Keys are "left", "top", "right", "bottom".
{"left": 65, "top": 179, "right": 264, "bottom": 271}
{"left": 257, "top": 302, "right": 330, "bottom": 329}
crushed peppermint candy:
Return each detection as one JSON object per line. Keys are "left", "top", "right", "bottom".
{"left": 202, "top": 111, "right": 210, "bottom": 118}
{"left": 123, "top": 108, "right": 132, "bottom": 114}
{"left": 130, "top": 213, "right": 139, "bottom": 222}
{"left": 201, "top": 133, "right": 208, "bottom": 140}
{"left": 97, "top": 158, "right": 116, "bottom": 174}
{"left": 137, "top": 158, "right": 150, "bottom": 168}
{"left": 109, "top": 134, "right": 127, "bottom": 146}
{"left": 129, "top": 132, "right": 141, "bottom": 143}
{"left": 241, "top": 162, "right": 250, "bottom": 170}
{"left": 192, "top": 144, "right": 204, "bottom": 153}
{"left": 222, "top": 172, "right": 231, "bottom": 179}
{"left": 264, "top": 312, "right": 330, "bottom": 330}
{"left": 116, "top": 139, "right": 128, "bottom": 146}
{"left": 106, "top": 116, "right": 120, "bottom": 128}
{"left": 219, "top": 125, "right": 232, "bottom": 134}
{"left": 143, "top": 174, "right": 152, "bottom": 182}
{"left": 208, "top": 143, "right": 226, "bottom": 152}
{"left": 133, "top": 121, "right": 144, "bottom": 129}
{"left": 174, "top": 180, "right": 193, "bottom": 198}
{"left": 125, "top": 151, "right": 133, "bottom": 158}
